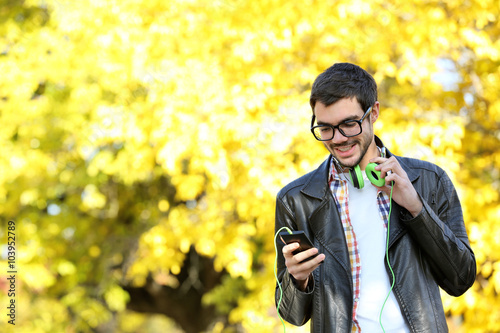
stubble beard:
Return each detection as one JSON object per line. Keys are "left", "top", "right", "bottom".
{"left": 327, "top": 138, "right": 371, "bottom": 169}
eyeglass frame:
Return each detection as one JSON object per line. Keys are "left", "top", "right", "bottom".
{"left": 310, "top": 105, "right": 373, "bottom": 141}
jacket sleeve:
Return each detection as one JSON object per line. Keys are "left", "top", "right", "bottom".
{"left": 274, "top": 193, "right": 314, "bottom": 326}
{"left": 401, "top": 167, "right": 476, "bottom": 296}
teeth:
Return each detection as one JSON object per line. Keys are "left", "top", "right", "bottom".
{"left": 337, "top": 145, "right": 353, "bottom": 152}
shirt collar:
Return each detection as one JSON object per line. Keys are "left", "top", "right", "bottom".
{"left": 328, "top": 157, "right": 344, "bottom": 183}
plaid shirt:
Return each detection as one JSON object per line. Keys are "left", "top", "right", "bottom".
{"left": 328, "top": 158, "right": 391, "bottom": 332}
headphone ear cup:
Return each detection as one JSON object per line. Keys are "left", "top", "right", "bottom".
{"left": 365, "top": 163, "right": 386, "bottom": 187}
{"left": 349, "top": 165, "right": 364, "bottom": 189}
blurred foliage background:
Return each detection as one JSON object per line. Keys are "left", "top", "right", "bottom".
{"left": 0, "top": 0, "right": 499, "bottom": 332}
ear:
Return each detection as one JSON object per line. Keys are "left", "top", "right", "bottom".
{"left": 370, "top": 101, "right": 380, "bottom": 123}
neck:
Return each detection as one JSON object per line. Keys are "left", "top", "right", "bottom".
{"left": 358, "top": 141, "right": 380, "bottom": 170}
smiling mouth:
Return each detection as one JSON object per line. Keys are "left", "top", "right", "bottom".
{"left": 334, "top": 142, "right": 357, "bottom": 151}
{"left": 336, "top": 144, "right": 355, "bottom": 152}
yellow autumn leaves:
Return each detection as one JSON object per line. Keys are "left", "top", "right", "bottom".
{"left": 0, "top": 0, "right": 499, "bottom": 332}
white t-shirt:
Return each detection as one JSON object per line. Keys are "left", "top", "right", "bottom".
{"left": 347, "top": 174, "right": 410, "bottom": 332}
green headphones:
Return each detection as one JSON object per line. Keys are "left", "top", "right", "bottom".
{"left": 349, "top": 163, "right": 386, "bottom": 189}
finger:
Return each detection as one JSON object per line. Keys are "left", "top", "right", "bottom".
{"left": 384, "top": 168, "right": 398, "bottom": 180}
{"left": 380, "top": 168, "right": 392, "bottom": 180}
{"left": 372, "top": 154, "right": 396, "bottom": 162}
{"left": 369, "top": 156, "right": 387, "bottom": 164}
{"left": 289, "top": 253, "right": 325, "bottom": 276}
{"left": 299, "top": 255, "right": 325, "bottom": 271}
{"left": 372, "top": 170, "right": 398, "bottom": 191}
{"left": 386, "top": 156, "right": 405, "bottom": 174}
{"left": 370, "top": 157, "right": 392, "bottom": 174}
{"left": 377, "top": 158, "right": 402, "bottom": 179}
{"left": 374, "top": 164, "right": 392, "bottom": 180}
{"left": 293, "top": 247, "right": 319, "bottom": 263}
{"left": 282, "top": 242, "right": 300, "bottom": 257}
{"left": 313, "top": 253, "right": 326, "bottom": 266}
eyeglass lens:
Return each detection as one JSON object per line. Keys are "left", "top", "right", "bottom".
{"left": 312, "top": 122, "right": 361, "bottom": 140}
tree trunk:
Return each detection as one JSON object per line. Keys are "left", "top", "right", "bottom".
{"left": 123, "top": 247, "right": 225, "bottom": 333}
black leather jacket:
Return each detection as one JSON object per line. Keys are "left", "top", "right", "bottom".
{"left": 275, "top": 146, "right": 476, "bottom": 332}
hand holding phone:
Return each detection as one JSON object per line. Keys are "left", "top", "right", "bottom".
{"left": 279, "top": 230, "right": 325, "bottom": 291}
{"left": 279, "top": 230, "right": 318, "bottom": 262}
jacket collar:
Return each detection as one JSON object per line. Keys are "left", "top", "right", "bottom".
{"left": 300, "top": 157, "right": 331, "bottom": 200}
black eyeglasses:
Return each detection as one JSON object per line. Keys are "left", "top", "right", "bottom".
{"left": 310, "top": 106, "right": 373, "bottom": 141}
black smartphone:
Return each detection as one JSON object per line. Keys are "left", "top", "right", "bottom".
{"left": 279, "top": 230, "right": 318, "bottom": 261}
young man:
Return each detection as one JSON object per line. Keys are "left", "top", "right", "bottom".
{"left": 274, "top": 63, "right": 476, "bottom": 332}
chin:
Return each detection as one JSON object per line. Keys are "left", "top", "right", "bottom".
{"left": 332, "top": 154, "right": 361, "bottom": 169}
{"left": 338, "top": 159, "right": 358, "bottom": 169}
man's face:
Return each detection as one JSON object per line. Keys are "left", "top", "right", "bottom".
{"left": 313, "top": 98, "right": 378, "bottom": 169}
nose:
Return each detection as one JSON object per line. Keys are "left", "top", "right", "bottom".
{"left": 329, "top": 130, "right": 349, "bottom": 145}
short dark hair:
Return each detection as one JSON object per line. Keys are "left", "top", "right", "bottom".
{"left": 309, "top": 63, "right": 378, "bottom": 113}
